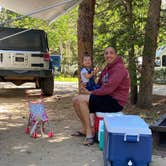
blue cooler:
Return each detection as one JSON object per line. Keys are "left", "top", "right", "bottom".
{"left": 103, "top": 115, "right": 152, "bottom": 166}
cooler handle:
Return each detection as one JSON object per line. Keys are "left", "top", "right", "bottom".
{"left": 124, "top": 134, "right": 140, "bottom": 142}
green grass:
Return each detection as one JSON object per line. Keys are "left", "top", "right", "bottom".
{"left": 55, "top": 75, "right": 78, "bottom": 82}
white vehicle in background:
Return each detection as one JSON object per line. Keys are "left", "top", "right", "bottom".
{"left": 136, "top": 46, "right": 166, "bottom": 84}
{"left": 154, "top": 46, "right": 166, "bottom": 84}
{"left": 0, "top": 27, "right": 54, "bottom": 95}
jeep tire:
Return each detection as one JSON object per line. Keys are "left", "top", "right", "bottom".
{"left": 41, "top": 76, "right": 54, "bottom": 96}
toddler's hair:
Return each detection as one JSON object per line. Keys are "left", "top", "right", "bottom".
{"left": 82, "top": 51, "right": 91, "bottom": 61}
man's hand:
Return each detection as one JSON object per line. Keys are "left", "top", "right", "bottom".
{"left": 80, "top": 86, "right": 92, "bottom": 95}
{"left": 80, "top": 82, "right": 86, "bottom": 88}
{"left": 93, "top": 67, "right": 99, "bottom": 75}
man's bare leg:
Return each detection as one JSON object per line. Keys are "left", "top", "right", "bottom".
{"left": 72, "top": 95, "right": 86, "bottom": 134}
{"left": 89, "top": 113, "right": 95, "bottom": 135}
{"left": 78, "top": 95, "right": 93, "bottom": 138}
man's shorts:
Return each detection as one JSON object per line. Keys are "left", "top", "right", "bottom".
{"left": 89, "top": 94, "right": 123, "bottom": 113}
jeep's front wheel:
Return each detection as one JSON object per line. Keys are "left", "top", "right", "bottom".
{"left": 41, "top": 76, "right": 54, "bottom": 96}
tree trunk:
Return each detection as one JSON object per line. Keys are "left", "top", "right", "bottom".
{"left": 125, "top": 0, "right": 138, "bottom": 104}
{"left": 137, "top": 0, "right": 161, "bottom": 108}
{"left": 129, "top": 45, "right": 138, "bottom": 104}
{"left": 77, "top": 0, "right": 96, "bottom": 91}
{"left": 65, "top": 41, "right": 71, "bottom": 76}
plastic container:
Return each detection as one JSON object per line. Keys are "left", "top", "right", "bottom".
{"left": 103, "top": 115, "right": 152, "bottom": 166}
{"left": 99, "top": 120, "right": 104, "bottom": 150}
{"left": 95, "top": 113, "right": 104, "bottom": 133}
{"left": 95, "top": 112, "right": 123, "bottom": 133}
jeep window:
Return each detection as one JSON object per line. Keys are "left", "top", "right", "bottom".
{"left": 162, "top": 55, "right": 166, "bottom": 67}
{"left": 0, "top": 28, "right": 48, "bottom": 52}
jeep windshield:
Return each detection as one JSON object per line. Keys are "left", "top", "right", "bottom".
{"left": 0, "top": 27, "right": 48, "bottom": 52}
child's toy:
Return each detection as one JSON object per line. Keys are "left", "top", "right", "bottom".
{"left": 25, "top": 89, "right": 54, "bottom": 138}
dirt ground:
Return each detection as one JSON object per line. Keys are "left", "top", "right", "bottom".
{"left": 0, "top": 82, "right": 166, "bottom": 166}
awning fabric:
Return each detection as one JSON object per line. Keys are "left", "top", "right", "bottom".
{"left": 0, "top": 0, "right": 82, "bottom": 23}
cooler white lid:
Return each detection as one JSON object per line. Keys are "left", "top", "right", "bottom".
{"left": 104, "top": 115, "right": 151, "bottom": 135}
{"left": 96, "top": 112, "right": 123, "bottom": 117}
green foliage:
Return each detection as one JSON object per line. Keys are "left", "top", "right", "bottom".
{"left": 55, "top": 75, "right": 78, "bottom": 82}
{"left": 159, "top": 6, "right": 166, "bottom": 46}
{"left": 93, "top": 0, "right": 150, "bottom": 66}
{"left": 48, "top": 8, "right": 78, "bottom": 60}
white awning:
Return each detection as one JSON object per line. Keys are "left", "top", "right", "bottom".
{"left": 0, "top": 0, "right": 82, "bottom": 23}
